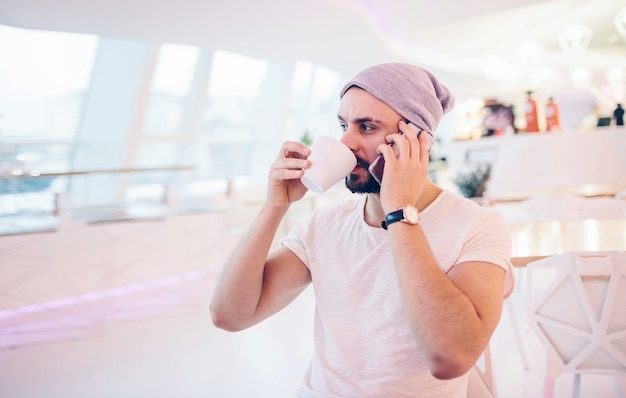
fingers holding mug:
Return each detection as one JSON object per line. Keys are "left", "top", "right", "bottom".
{"left": 271, "top": 141, "right": 311, "bottom": 181}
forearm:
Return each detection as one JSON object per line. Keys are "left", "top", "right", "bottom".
{"left": 210, "top": 202, "right": 289, "bottom": 331}
{"left": 388, "top": 223, "right": 493, "bottom": 377}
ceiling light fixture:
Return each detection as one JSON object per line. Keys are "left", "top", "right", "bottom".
{"left": 558, "top": 23, "right": 594, "bottom": 52}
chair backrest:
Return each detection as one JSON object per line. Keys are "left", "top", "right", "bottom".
{"left": 527, "top": 251, "right": 626, "bottom": 375}
{"left": 467, "top": 344, "right": 495, "bottom": 398}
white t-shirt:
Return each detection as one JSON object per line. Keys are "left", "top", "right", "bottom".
{"left": 281, "top": 190, "right": 514, "bottom": 398}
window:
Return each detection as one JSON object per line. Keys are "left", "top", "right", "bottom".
{"left": 284, "top": 61, "right": 343, "bottom": 143}
{"left": 0, "top": 25, "right": 98, "bottom": 217}
{"left": 142, "top": 43, "right": 200, "bottom": 135}
{"left": 202, "top": 50, "right": 268, "bottom": 140}
{"left": 0, "top": 25, "right": 97, "bottom": 140}
{"left": 0, "top": 24, "right": 345, "bottom": 225}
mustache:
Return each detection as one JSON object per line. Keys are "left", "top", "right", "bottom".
{"left": 355, "top": 155, "right": 371, "bottom": 169}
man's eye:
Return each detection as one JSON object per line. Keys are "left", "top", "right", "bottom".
{"left": 339, "top": 124, "right": 348, "bottom": 132}
{"left": 362, "top": 125, "right": 374, "bottom": 132}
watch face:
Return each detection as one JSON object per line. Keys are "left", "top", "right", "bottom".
{"left": 404, "top": 206, "right": 419, "bottom": 224}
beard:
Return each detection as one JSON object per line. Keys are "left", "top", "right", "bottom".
{"left": 345, "top": 156, "right": 381, "bottom": 194}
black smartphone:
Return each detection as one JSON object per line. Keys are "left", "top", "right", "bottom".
{"left": 368, "top": 127, "right": 434, "bottom": 184}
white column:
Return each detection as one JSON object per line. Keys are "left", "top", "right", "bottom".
{"left": 249, "top": 61, "right": 295, "bottom": 185}
{"left": 70, "top": 38, "right": 154, "bottom": 208}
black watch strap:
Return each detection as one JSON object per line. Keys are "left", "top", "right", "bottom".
{"left": 381, "top": 209, "right": 404, "bottom": 230}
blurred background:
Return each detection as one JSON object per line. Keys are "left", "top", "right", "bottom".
{"left": 1, "top": 0, "right": 625, "bottom": 397}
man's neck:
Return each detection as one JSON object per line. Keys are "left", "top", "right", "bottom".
{"left": 364, "top": 182, "right": 443, "bottom": 228}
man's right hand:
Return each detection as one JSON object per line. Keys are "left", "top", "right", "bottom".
{"left": 267, "top": 141, "right": 311, "bottom": 208}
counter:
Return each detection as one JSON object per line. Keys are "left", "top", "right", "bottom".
{"left": 447, "top": 128, "right": 626, "bottom": 201}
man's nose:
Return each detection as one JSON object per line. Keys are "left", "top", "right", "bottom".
{"left": 339, "top": 127, "right": 358, "bottom": 151}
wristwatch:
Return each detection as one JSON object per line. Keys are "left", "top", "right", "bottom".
{"left": 381, "top": 205, "right": 420, "bottom": 230}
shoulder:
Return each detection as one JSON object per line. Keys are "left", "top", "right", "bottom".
{"left": 427, "top": 190, "right": 510, "bottom": 245}
{"left": 433, "top": 190, "right": 503, "bottom": 222}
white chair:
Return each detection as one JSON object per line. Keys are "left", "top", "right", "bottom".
{"left": 467, "top": 344, "right": 495, "bottom": 398}
{"left": 527, "top": 251, "right": 626, "bottom": 397}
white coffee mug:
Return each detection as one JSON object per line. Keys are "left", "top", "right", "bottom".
{"left": 301, "top": 136, "right": 356, "bottom": 194}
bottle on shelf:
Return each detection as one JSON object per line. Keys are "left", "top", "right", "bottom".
{"left": 525, "top": 91, "right": 539, "bottom": 133}
{"left": 545, "top": 97, "right": 561, "bottom": 132}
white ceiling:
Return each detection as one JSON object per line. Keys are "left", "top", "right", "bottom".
{"left": 0, "top": 0, "right": 625, "bottom": 99}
